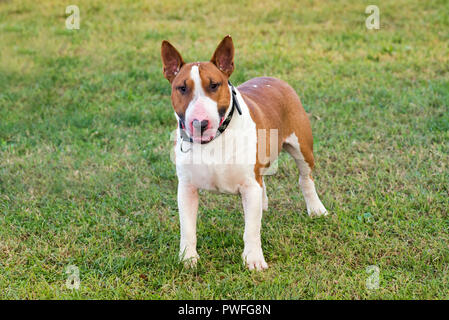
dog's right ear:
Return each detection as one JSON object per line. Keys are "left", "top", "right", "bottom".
{"left": 161, "top": 40, "right": 185, "bottom": 83}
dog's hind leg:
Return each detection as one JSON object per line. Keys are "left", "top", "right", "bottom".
{"left": 283, "top": 133, "right": 327, "bottom": 217}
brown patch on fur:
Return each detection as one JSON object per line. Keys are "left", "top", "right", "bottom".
{"left": 169, "top": 64, "right": 194, "bottom": 116}
{"left": 238, "top": 77, "right": 314, "bottom": 187}
{"left": 198, "top": 62, "right": 231, "bottom": 113}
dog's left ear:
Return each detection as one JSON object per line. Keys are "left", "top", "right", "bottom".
{"left": 211, "top": 35, "right": 234, "bottom": 77}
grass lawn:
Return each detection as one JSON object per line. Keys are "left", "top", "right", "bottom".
{"left": 0, "top": 0, "right": 448, "bottom": 299}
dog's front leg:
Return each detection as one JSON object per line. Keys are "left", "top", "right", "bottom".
{"left": 240, "top": 181, "right": 268, "bottom": 271}
{"left": 178, "top": 182, "right": 199, "bottom": 267}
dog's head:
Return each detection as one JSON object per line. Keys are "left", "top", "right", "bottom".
{"left": 161, "top": 36, "right": 235, "bottom": 143}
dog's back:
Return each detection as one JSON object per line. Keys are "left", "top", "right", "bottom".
{"left": 238, "top": 76, "right": 315, "bottom": 172}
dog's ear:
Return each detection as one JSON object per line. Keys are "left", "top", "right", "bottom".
{"left": 161, "top": 40, "right": 185, "bottom": 83}
{"left": 210, "top": 35, "right": 234, "bottom": 77}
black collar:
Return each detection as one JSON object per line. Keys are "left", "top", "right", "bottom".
{"left": 178, "top": 81, "right": 241, "bottom": 150}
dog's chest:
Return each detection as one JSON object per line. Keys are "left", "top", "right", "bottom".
{"left": 175, "top": 95, "right": 257, "bottom": 194}
{"left": 182, "top": 163, "right": 253, "bottom": 194}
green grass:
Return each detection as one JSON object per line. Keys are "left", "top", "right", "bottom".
{"left": 0, "top": 0, "right": 448, "bottom": 299}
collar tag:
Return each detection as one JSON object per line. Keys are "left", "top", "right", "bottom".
{"left": 180, "top": 139, "right": 191, "bottom": 153}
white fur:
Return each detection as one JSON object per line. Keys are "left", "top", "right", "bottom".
{"left": 284, "top": 133, "right": 327, "bottom": 216}
{"left": 175, "top": 80, "right": 267, "bottom": 270}
{"left": 184, "top": 66, "right": 220, "bottom": 139}
{"left": 175, "top": 85, "right": 257, "bottom": 194}
{"left": 262, "top": 178, "right": 268, "bottom": 211}
{"left": 177, "top": 182, "right": 199, "bottom": 266}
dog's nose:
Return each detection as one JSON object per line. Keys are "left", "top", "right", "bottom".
{"left": 192, "top": 119, "right": 209, "bottom": 134}
{"left": 200, "top": 120, "right": 209, "bottom": 133}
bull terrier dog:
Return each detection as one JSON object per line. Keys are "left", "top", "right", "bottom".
{"left": 161, "top": 35, "right": 327, "bottom": 271}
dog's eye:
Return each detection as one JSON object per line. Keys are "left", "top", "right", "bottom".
{"left": 177, "top": 85, "right": 187, "bottom": 94}
{"left": 209, "top": 81, "right": 221, "bottom": 91}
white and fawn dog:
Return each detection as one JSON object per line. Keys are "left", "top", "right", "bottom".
{"left": 161, "top": 36, "right": 327, "bottom": 271}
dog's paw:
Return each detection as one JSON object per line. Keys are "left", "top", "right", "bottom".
{"left": 307, "top": 201, "right": 328, "bottom": 217}
{"left": 242, "top": 247, "right": 268, "bottom": 271}
{"left": 179, "top": 250, "right": 199, "bottom": 268}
